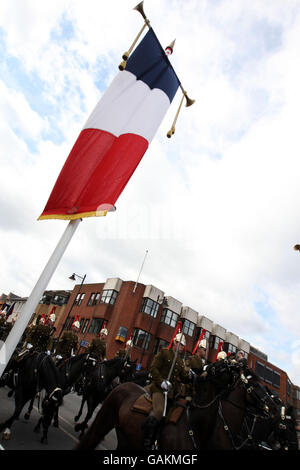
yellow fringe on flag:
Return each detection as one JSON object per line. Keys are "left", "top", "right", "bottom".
{"left": 37, "top": 210, "right": 108, "bottom": 221}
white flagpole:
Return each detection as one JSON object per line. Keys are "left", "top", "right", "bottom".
{"left": 0, "top": 218, "right": 82, "bottom": 377}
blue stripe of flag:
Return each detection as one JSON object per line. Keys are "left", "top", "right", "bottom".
{"left": 126, "top": 28, "right": 180, "bottom": 103}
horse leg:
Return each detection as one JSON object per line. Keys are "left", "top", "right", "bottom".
{"left": 0, "top": 388, "right": 31, "bottom": 440}
{"left": 74, "top": 391, "right": 119, "bottom": 450}
{"left": 74, "top": 395, "right": 86, "bottom": 422}
{"left": 33, "top": 417, "right": 43, "bottom": 433}
{"left": 53, "top": 408, "right": 59, "bottom": 428}
{"left": 74, "top": 395, "right": 98, "bottom": 436}
{"left": 24, "top": 396, "right": 35, "bottom": 420}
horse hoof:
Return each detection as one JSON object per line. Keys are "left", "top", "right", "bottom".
{"left": 41, "top": 438, "right": 48, "bottom": 445}
{"left": 24, "top": 413, "right": 30, "bottom": 420}
{"left": 2, "top": 428, "right": 11, "bottom": 440}
{"left": 74, "top": 423, "right": 81, "bottom": 432}
{"left": 53, "top": 421, "right": 59, "bottom": 428}
{"left": 33, "top": 426, "right": 40, "bottom": 434}
{"left": 74, "top": 416, "right": 79, "bottom": 422}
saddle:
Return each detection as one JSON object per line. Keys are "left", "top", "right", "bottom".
{"left": 131, "top": 393, "right": 187, "bottom": 424}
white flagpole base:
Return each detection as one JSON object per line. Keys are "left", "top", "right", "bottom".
{"left": 0, "top": 219, "right": 81, "bottom": 377}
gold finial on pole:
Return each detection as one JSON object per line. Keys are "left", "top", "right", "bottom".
{"left": 119, "top": 1, "right": 150, "bottom": 71}
{"left": 167, "top": 89, "right": 195, "bottom": 138}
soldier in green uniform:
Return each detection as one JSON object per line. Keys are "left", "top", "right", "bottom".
{"left": 87, "top": 325, "right": 108, "bottom": 362}
{"left": 0, "top": 314, "right": 54, "bottom": 387}
{"left": 24, "top": 314, "right": 55, "bottom": 353}
{"left": 142, "top": 333, "right": 190, "bottom": 450}
{"left": 185, "top": 338, "right": 207, "bottom": 372}
{"left": 182, "top": 338, "right": 208, "bottom": 400}
{"left": 54, "top": 316, "right": 80, "bottom": 362}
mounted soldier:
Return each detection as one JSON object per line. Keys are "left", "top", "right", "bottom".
{"left": 54, "top": 315, "right": 80, "bottom": 362}
{"left": 115, "top": 338, "right": 133, "bottom": 361}
{"left": 23, "top": 313, "right": 55, "bottom": 354}
{"left": 87, "top": 323, "right": 108, "bottom": 362}
{"left": 185, "top": 338, "right": 207, "bottom": 373}
{"left": 183, "top": 338, "right": 208, "bottom": 400}
{"left": 142, "top": 332, "right": 190, "bottom": 450}
{"left": 0, "top": 313, "right": 56, "bottom": 387}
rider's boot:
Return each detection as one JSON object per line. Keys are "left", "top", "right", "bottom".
{"left": 142, "top": 415, "right": 160, "bottom": 450}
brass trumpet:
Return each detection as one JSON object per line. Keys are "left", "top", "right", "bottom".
{"left": 167, "top": 91, "right": 195, "bottom": 138}
{"left": 119, "top": 1, "right": 150, "bottom": 71}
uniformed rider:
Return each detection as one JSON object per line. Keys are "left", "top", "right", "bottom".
{"left": 115, "top": 338, "right": 133, "bottom": 360}
{"left": 142, "top": 333, "right": 190, "bottom": 450}
{"left": 87, "top": 325, "right": 108, "bottom": 362}
{"left": 54, "top": 316, "right": 80, "bottom": 362}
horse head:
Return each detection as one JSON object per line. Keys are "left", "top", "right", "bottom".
{"left": 119, "top": 358, "right": 137, "bottom": 382}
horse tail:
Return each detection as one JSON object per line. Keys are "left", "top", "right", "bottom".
{"left": 74, "top": 390, "right": 118, "bottom": 450}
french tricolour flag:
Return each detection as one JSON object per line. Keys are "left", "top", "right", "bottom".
{"left": 39, "top": 28, "right": 180, "bottom": 221}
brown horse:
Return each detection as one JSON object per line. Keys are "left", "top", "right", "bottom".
{"left": 75, "top": 360, "right": 268, "bottom": 450}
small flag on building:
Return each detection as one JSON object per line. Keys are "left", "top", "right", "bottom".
{"left": 5, "top": 302, "right": 16, "bottom": 320}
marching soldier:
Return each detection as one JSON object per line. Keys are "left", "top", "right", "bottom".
{"left": 142, "top": 333, "right": 190, "bottom": 450}
{"left": 54, "top": 315, "right": 80, "bottom": 361}
{"left": 87, "top": 324, "right": 108, "bottom": 362}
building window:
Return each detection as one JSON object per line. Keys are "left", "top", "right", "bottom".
{"left": 160, "top": 309, "right": 179, "bottom": 328}
{"left": 65, "top": 316, "right": 74, "bottom": 330}
{"left": 255, "top": 361, "right": 281, "bottom": 389}
{"left": 141, "top": 298, "right": 160, "bottom": 318}
{"left": 81, "top": 319, "right": 90, "bottom": 334}
{"left": 210, "top": 335, "right": 223, "bottom": 350}
{"left": 182, "top": 319, "right": 195, "bottom": 337}
{"left": 53, "top": 295, "right": 68, "bottom": 306}
{"left": 225, "top": 343, "right": 237, "bottom": 355}
{"left": 40, "top": 294, "right": 51, "bottom": 305}
{"left": 153, "top": 338, "right": 169, "bottom": 355}
{"left": 88, "top": 293, "right": 101, "bottom": 306}
{"left": 133, "top": 328, "right": 152, "bottom": 350}
{"left": 100, "top": 289, "right": 118, "bottom": 305}
{"left": 273, "top": 371, "right": 280, "bottom": 389}
{"left": 116, "top": 326, "right": 128, "bottom": 342}
{"left": 88, "top": 318, "right": 104, "bottom": 335}
{"left": 75, "top": 293, "right": 85, "bottom": 305}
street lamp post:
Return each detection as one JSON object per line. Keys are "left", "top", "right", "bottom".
{"left": 57, "top": 272, "right": 86, "bottom": 340}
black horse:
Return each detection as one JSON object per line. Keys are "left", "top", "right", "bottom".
{"left": 74, "top": 357, "right": 129, "bottom": 436}
{"left": 0, "top": 352, "right": 63, "bottom": 444}
{"left": 237, "top": 401, "right": 299, "bottom": 451}
{"left": 119, "top": 360, "right": 151, "bottom": 387}
{"left": 32, "top": 352, "right": 93, "bottom": 430}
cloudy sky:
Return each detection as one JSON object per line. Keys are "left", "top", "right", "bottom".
{"left": 1, "top": 0, "right": 300, "bottom": 385}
